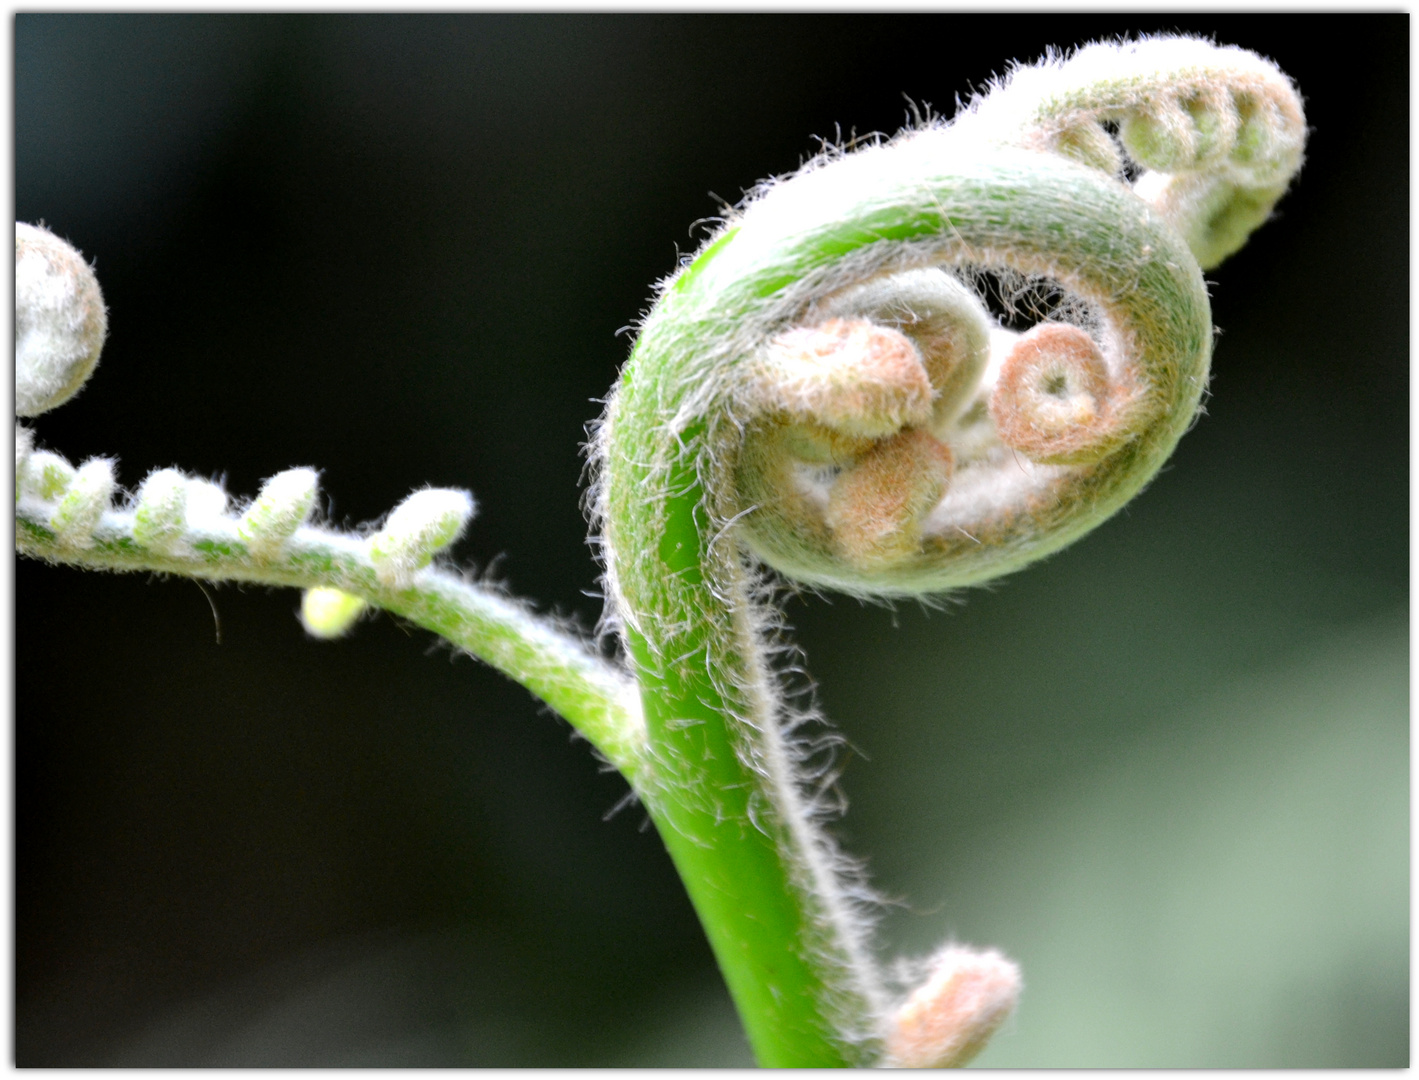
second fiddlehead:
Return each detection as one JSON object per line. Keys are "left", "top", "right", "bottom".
{"left": 596, "top": 35, "right": 1303, "bottom": 1066}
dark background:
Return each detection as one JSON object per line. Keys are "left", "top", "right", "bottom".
{"left": 15, "top": 14, "right": 1407, "bottom": 1066}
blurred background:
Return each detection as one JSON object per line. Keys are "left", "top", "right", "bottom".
{"left": 15, "top": 14, "right": 1407, "bottom": 1067}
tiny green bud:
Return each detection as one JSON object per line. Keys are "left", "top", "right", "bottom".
{"left": 300, "top": 586, "right": 368, "bottom": 639}
{"left": 49, "top": 457, "right": 115, "bottom": 548}
{"left": 1119, "top": 97, "right": 1199, "bottom": 173}
{"left": 368, "top": 488, "right": 476, "bottom": 588}
{"left": 132, "top": 468, "right": 189, "bottom": 552}
{"left": 1230, "top": 87, "right": 1301, "bottom": 178}
{"left": 238, "top": 467, "right": 319, "bottom": 559}
{"left": 27, "top": 449, "right": 77, "bottom": 502}
{"left": 1181, "top": 87, "right": 1238, "bottom": 167}
{"left": 15, "top": 223, "right": 108, "bottom": 417}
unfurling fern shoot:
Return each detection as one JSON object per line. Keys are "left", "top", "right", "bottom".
{"left": 16, "top": 36, "right": 1304, "bottom": 1068}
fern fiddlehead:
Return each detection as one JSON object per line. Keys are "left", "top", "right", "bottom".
{"left": 16, "top": 36, "right": 1303, "bottom": 1068}
{"left": 594, "top": 35, "right": 1303, "bottom": 1066}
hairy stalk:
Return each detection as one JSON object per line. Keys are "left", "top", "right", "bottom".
{"left": 16, "top": 477, "right": 643, "bottom": 777}
{"left": 18, "top": 34, "right": 1304, "bottom": 1070}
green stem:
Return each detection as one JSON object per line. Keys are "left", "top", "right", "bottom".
{"left": 622, "top": 455, "right": 871, "bottom": 1067}
{"left": 16, "top": 511, "right": 644, "bottom": 778}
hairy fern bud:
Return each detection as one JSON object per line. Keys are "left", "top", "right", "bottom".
{"left": 239, "top": 467, "right": 319, "bottom": 559}
{"left": 49, "top": 457, "right": 116, "bottom": 548}
{"left": 15, "top": 223, "right": 107, "bottom": 418}
{"left": 368, "top": 488, "right": 476, "bottom": 588}
{"left": 25, "top": 449, "right": 77, "bottom": 502}
{"left": 132, "top": 468, "right": 190, "bottom": 553}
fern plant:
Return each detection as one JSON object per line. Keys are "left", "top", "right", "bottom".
{"left": 16, "top": 35, "right": 1305, "bottom": 1067}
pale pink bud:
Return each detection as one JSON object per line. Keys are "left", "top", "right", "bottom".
{"left": 750, "top": 318, "right": 935, "bottom": 439}
{"left": 884, "top": 945, "right": 1021, "bottom": 1069}
{"left": 989, "top": 322, "right": 1131, "bottom": 465}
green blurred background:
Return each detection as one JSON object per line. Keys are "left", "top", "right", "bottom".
{"left": 15, "top": 14, "right": 1407, "bottom": 1067}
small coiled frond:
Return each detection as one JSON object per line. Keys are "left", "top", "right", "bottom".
{"left": 965, "top": 34, "right": 1306, "bottom": 269}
